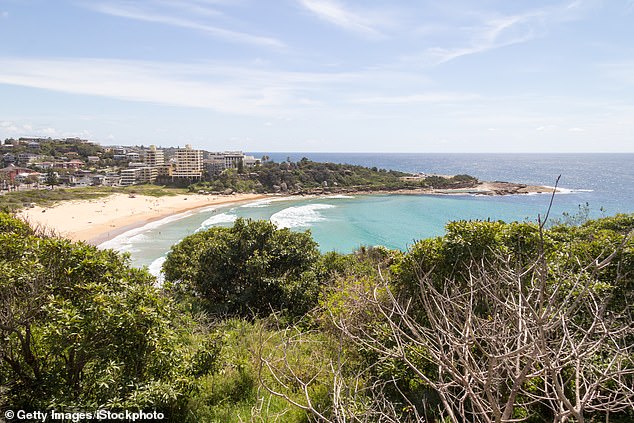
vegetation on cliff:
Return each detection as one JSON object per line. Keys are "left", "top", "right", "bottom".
{"left": 1, "top": 212, "right": 632, "bottom": 422}
{"left": 191, "top": 158, "right": 479, "bottom": 194}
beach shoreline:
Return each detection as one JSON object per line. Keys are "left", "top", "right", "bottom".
{"left": 18, "top": 192, "right": 270, "bottom": 245}
{"left": 16, "top": 181, "right": 558, "bottom": 245}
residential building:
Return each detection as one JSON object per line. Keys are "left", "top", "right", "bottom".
{"left": 173, "top": 144, "right": 203, "bottom": 179}
{"left": 128, "top": 162, "right": 148, "bottom": 168}
{"left": 56, "top": 160, "right": 84, "bottom": 170}
{"left": 120, "top": 166, "right": 158, "bottom": 186}
{"left": 2, "top": 153, "right": 16, "bottom": 165}
{"left": 156, "top": 163, "right": 173, "bottom": 177}
{"left": 144, "top": 145, "right": 164, "bottom": 167}
{"left": 120, "top": 169, "right": 138, "bottom": 186}
{"left": 91, "top": 172, "right": 119, "bottom": 186}
{"left": 0, "top": 164, "right": 38, "bottom": 183}
{"left": 205, "top": 151, "right": 259, "bottom": 174}
{"left": 126, "top": 152, "right": 141, "bottom": 162}
{"left": 18, "top": 153, "right": 39, "bottom": 165}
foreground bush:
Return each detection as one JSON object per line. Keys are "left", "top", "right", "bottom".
{"left": 0, "top": 213, "right": 214, "bottom": 418}
{"left": 260, "top": 215, "right": 634, "bottom": 422}
{"left": 163, "top": 218, "right": 321, "bottom": 318}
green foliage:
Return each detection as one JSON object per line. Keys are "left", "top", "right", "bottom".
{"left": 45, "top": 169, "right": 59, "bottom": 189}
{"left": 0, "top": 213, "right": 33, "bottom": 236}
{"left": 2, "top": 205, "right": 631, "bottom": 421}
{"left": 298, "top": 215, "right": 634, "bottom": 421}
{"left": 187, "top": 319, "right": 312, "bottom": 423}
{"left": 0, "top": 213, "right": 214, "bottom": 418}
{"left": 190, "top": 159, "right": 478, "bottom": 194}
{"left": 394, "top": 215, "right": 631, "bottom": 293}
{"left": 164, "top": 218, "right": 321, "bottom": 317}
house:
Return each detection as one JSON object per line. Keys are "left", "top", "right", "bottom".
{"left": 56, "top": 159, "right": 84, "bottom": 170}
{"left": 2, "top": 153, "right": 16, "bottom": 165}
{"left": 17, "top": 153, "right": 39, "bottom": 165}
{"left": 93, "top": 173, "right": 121, "bottom": 186}
{"left": 0, "top": 164, "right": 38, "bottom": 183}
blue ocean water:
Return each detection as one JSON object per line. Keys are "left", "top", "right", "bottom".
{"left": 99, "top": 153, "right": 634, "bottom": 276}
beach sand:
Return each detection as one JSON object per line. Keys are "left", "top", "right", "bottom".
{"left": 19, "top": 193, "right": 268, "bottom": 244}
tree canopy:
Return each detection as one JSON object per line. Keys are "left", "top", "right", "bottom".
{"left": 0, "top": 213, "right": 213, "bottom": 416}
{"left": 163, "top": 218, "right": 321, "bottom": 317}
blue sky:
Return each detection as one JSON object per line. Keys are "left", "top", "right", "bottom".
{"left": 0, "top": 0, "right": 633, "bottom": 152}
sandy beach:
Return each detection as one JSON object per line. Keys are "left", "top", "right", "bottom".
{"left": 19, "top": 193, "right": 268, "bottom": 244}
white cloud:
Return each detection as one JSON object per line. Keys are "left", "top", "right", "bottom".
{"left": 418, "top": 0, "right": 598, "bottom": 65}
{"left": 0, "top": 121, "right": 59, "bottom": 138}
{"left": 0, "top": 57, "right": 429, "bottom": 116}
{"left": 425, "top": 12, "right": 543, "bottom": 65}
{"left": 86, "top": 2, "right": 284, "bottom": 48}
{"left": 297, "top": 0, "right": 383, "bottom": 37}
{"left": 1, "top": 121, "right": 28, "bottom": 134}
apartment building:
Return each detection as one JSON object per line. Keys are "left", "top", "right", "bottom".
{"left": 205, "top": 151, "right": 259, "bottom": 174}
{"left": 144, "top": 145, "right": 165, "bottom": 167}
{"left": 120, "top": 166, "right": 158, "bottom": 186}
{"left": 173, "top": 144, "right": 203, "bottom": 179}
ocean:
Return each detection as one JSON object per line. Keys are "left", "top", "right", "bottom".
{"left": 98, "top": 153, "right": 634, "bottom": 277}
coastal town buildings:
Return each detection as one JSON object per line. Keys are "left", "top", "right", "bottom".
{"left": 120, "top": 166, "right": 158, "bottom": 186}
{"left": 205, "top": 151, "right": 259, "bottom": 174}
{"left": 172, "top": 144, "right": 203, "bottom": 179}
{"left": 0, "top": 164, "right": 38, "bottom": 184}
{"left": 1, "top": 136, "right": 262, "bottom": 190}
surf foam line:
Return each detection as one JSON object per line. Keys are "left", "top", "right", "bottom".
{"left": 148, "top": 256, "right": 167, "bottom": 285}
{"left": 97, "top": 208, "right": 200, "bottom": 251}
{"left": 325, "top": 195, "right": 355, "bottom": 199}
{"left": 196, "top": 212, "right": 238, "bottom": 231}
{"left": 239, "top": 196, "right": 294, "bottom": 208}
{"left": 270, "top": 204, "right": 336, "bottom": 228}
{"left": 97, "top": 197, "right": 272, "bottom": 251}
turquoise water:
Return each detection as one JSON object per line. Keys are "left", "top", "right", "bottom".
{"left": 98, "top": 153, "right": 634, "bottom": 277}
{"left": 99, "top": 190, "right": 604, "bottom": 277}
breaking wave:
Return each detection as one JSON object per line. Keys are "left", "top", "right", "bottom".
{"left": 270, "top": 204, "right": 335, "bottom": 228}
{"left": 198, "top": 212, "right": 237, "bottom": 229}
{"left": 240, "top": 197, "right": 291, "bottom": 208}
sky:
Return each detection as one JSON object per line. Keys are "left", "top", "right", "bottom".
{"left": 0, "top": 0, "right": 633, "bottom": 152}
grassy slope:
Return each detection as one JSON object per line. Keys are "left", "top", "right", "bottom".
{"left": 0, "top": 185, "right": 188, "bottom": 212}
